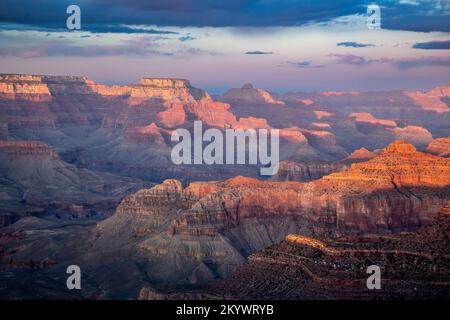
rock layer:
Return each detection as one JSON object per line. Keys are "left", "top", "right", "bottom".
{"left": 96, "top": 141, "right": 450, "bottom": 286}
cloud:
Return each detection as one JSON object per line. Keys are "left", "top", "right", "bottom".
{"left": 245, "top": 51, "right": 273, "bottom": 55}
{"left": 0, "top": 22, "right": 179, "bottom": 35}
{"left": 412, "top": 40, "right": 450, "bottom": 50}
{"left": 394, "top": 56, "right": 450, "bottom": 69}
{"left": 329, "top": 53, "right": 374, "bottom": 65}
{"left": 337, "top": 41, "right": 375, "bottom": 48}
{"left": 278, "top": 61, "right": 325, "bottom": 68}
{"left": 0, "top": 36, "right": 173, "bottom": 58}
{"left": 179, "top": 35, "right": 195, "bottom": 42}
{"left": 0, "top": 0, "right": 448, "bottom": 32}
{"left": 329, "top": 53, "right": 450, "bottom": 69}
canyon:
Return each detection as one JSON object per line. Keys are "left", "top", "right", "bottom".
{"left": 1, "top": 140, "right": 448, "bottom": 299}
{"left": 0, "top": 73, "right": 449, "bottom": 299}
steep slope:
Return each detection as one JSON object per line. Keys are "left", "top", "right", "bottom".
{"left": 426, "top": 136, "right": 450, "bottom": 157}
{"left": 202, "top": 206, "right": 450, "bottom": 300}
{"left": 220, "top": 83, "right": 285, "bottom": 105}
{"left": 0, "top": 140, "right": 148, "bottom": 227}
{"left": 93, "top": 141, "right": 450, "bottom": 287}
{"left": 271, "top": 147, "right": 377, "bottom": 182}
{"left": 280, "top": 86, "right": 450, "bottom": 138}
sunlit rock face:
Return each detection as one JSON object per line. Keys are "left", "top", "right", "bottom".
{"left": 93, "top": 141, "right": 449, "bottom": 286}
{"left": 0, "top": 73, "right": 448, "bottom": 188}
{"left": 426, "top": 136, "right": 450, "bottom": 157}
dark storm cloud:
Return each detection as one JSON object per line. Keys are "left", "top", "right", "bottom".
{"left": 337, "top": 42, "right": 375, "bottom": 48}
{"left": 0, "top": 22, "right": 178, "bottom": 35}
{"left": 0, "top": 0, "right": 448, "bottom": 32}
{"left": 245, "top": 51, "right": 273, "bottom": 55}
{"left": 412, "top": 40, "right": 450, "bottom": 49}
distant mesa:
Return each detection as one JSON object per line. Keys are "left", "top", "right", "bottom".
{"left": 405, "top": 85, "right": 450, "bottom": 113}
{"left": 298, "top": 98, "right": 314, "bottom": 106}
{"left": 350, "top": 112, "right": 397, "bottom": 127}
{"left": 426, "top": 136, "right": 450, "bottom": 157}
{"left": 0, "top": 73, "right": 211, "bottom": 103}
{"left": 313, "top": 110, "right": 334, "bottom": 119}
{"left": 320, "top": 91, "right": 360, "bottom": 96}
{"left": 345, "top": 147, "right": 376, "bottom": 161}
{"left": 388, "top": 125, "right": 432, "bottom": 148}
{"left": 219, "top": 83, "right": 285, "bottom": 105}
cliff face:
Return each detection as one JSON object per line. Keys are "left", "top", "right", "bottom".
{"left": 94, "top": 141, "right": 450, "bottom": 286}
{"left": 271, "top": 147, "right": 377, "bottom": 182}
{"left": 426, "top": 136, "right": 450, "bottom": 157}
{"left": 0, "top": 140, "right": 57, "bottom": 157}
{"left": 0, "top": 140, "right": 148, "bottom": 227}
{"left": 2, "top": 73, "right": 448, "bottom": 185}
{"left": 270, "top": 160, "right": 348, "bottom": 182}
{"left": 202, "top": 206, "right": 450, "bottom": 300}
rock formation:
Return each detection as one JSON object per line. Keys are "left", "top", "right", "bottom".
{"left": 203, "top": 206, "right": 450, "bottom": 299}
{"left": 426, "top": 136, "right": 450, "bottom": 157}
{"left": 220, "top": 83, "right": 285, "bottom": 105}
{"left": 0, "top": 140, "right": 148, "bottom": 227}
{"left": 91, "top": 141, "right": 450, "bottom": 287}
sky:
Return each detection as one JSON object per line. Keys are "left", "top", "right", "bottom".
{"left": 0, "top": 0, "right": 449, "bottom": 93}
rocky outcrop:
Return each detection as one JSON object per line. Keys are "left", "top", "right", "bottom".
{"left": 270, "top": 161, "right": 348, "bottom": 182}
{"left": 205, "top": 206, "right": 450, "bottom": 300}
{"left": 0, "top": 140, "right": 57, "bottom": 157}
{"left": 3, "top": 73, "right": 447, "bottom": 185}
{"left": 271, "top": 147, "right": 376, "bottom": 182}
{"left": 0, "top": 140, "right": 148, "bottom": 227}
{"left": 344, "top": 147, "right": 377, "bottom": 162}
{"left": 389, "top": 125, "right": 433, "bottom": 148}
{"left": 405, "top": 85, "right": 450, "bottom": 113}
{"left": 94, "top": 141, "right": 450, "bottom": 287}
{"left": 220, "top": 83, "right": 285, "bottom": 105}
{"left": 350, "top": 113, "right": 397, "bottom": 127}
{"left": 280, "top": 86, "right": 450, "bottom": 139}
{"left": 426, "top": 136, "right": 450, "bottom": 157}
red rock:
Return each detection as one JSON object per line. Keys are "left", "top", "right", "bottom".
{"left": 426, "top": 136, "right": 450, "bottom": 157}
{"left": 350, "top": 112, "right": 397, "bottom": 127}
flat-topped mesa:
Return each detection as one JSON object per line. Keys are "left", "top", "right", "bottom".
{"left": 0, "top": 74, "right": 51, "bottom": 97}
{"left": 350, "top": 112, "right": 397, "bottom": 127}
{"left": 0, "top": 73, "right": 95, "bottom": 97}
{"left": 140, "top": 78, "right": 191, "bottom": 88}
{"left": 0, "top": 74, "right": 211, "bottom": 101}
{"left": 0, "top": 74, "right": 89, "bottom": 83}
{"left": 0, "top": 140, "right": 57, "bottom": 158}
{"left": 134, "top": 77, "right": 211, "bottom": 101}
{"left": 220, "top": 83, "right": 285, "bottom": 105}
